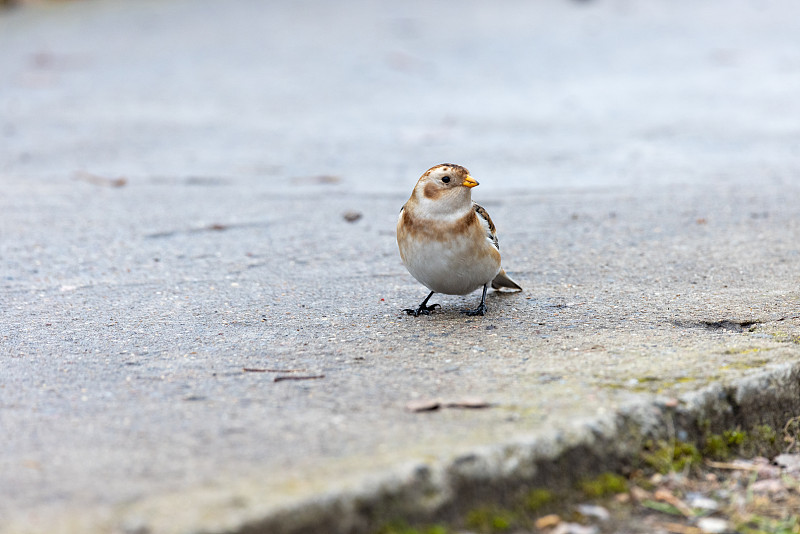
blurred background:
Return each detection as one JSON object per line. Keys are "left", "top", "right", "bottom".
{"left": 1, "top": 0, "right": 798, "bottom": 194}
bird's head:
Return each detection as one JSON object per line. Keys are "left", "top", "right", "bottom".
{"left": 411, "top": 163, "right": 478, "bottom": 216}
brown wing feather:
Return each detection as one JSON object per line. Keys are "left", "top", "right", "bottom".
{"left": 472, "top": 203, "right": 522, "bottom": 291}
{"left": 473, "top": 203, "right": 499, "bottom": 250}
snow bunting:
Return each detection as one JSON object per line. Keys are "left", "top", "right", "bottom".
{"left": 397, "top": 163, "right": 522, "bottom": 316}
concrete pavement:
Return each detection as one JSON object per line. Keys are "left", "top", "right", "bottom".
{"left": 1, "top": 1, "right": 799, "bottom": 532}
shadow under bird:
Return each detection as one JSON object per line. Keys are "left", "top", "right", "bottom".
{"left": 397, "top": 163, "right": 522, "bottom": 316}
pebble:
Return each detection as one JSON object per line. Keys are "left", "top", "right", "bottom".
{"left": 575, "top": 503, "right": 610, "bottom": 521}
{"left": 775, "top": 453, "right": 800, "bottom": 473}
{"left": 756, "top": 464, "right": 782, "bottom": 479}
{"left": 697, "top": 517, "right": 730, "bottom": 533}
{"left": 552, "top": 522, "right": 599, "bottom": 534}
{"left": 687, "top": 494, "right": 718, "bottom": 511}
{"left": 750, "top": 478, "right": 786, "bottom": 495}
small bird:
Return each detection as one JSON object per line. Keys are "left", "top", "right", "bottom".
{"left": 397, "top": 163, "right": 522, "bottom": 316}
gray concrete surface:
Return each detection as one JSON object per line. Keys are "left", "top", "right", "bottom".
{"left": 1, "top": 0, "right": 799, "bottom": 532}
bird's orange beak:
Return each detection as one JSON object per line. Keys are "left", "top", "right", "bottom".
{"left": 462, "top": 175, "right": 479, "bottom": 188}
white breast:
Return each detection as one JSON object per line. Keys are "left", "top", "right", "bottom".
{"left": 398, "top": 212, "right": 501, "bottom": 296}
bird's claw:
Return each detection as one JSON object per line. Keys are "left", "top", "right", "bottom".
{"left": 403, "top": 303, "right": 440, "bottom": 317}
{"left": 463, "top": 303, "right": 486, "bottom": 316}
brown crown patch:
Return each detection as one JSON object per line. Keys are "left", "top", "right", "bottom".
{"left": 421, "top": 163, "right": 470, "bottom": 179}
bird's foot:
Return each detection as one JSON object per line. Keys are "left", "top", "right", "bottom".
{"left": 403, "top": 303, "right": 441, "bottom": 317}
{"left": 463, "top": 303, "right": 486, "bottom": 316}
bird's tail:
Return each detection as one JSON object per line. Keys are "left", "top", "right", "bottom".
{"left": 491, "top": 269, "right": 522, "bottom": 291}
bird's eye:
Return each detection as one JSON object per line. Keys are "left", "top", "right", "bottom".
{"left": 441, "top": 176, "right": 451, "bottom": 183}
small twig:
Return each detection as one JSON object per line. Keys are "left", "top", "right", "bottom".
{"left": 704, "top": 459, "right": 760, "bottom": 471}
{"left": 273, "top": 374, "right": 325, "bottom": 382}
{"left": 443, "top": 398, "right": 491, "bottom": 409}
{"left": 406, "top": 397, "right": 492, "bottom": 412}
{"left": 243, "top": 368, "right": 308, "bottom": 373}
{"left": 406, "top": 400, "right": 441, "bottom": 412}
{"left": 783, "top": 415, "right": 800, "bottom": 453}
{"left": 74, "top": 170, "right": 127, "bottom": 187}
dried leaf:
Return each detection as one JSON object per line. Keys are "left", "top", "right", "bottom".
{"left": 534, "top": 514, "right": 561, "bottom": 529}
{"left": 660, "top": 522, "right": 702, "bottom": 534}
{"left": 342, "top": 211, "right": 362, "bottom": 223}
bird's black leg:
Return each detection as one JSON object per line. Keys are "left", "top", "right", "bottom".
{"left": 403, "top": 291, "right": 440, "bottom": 316}
{"left": 464, "top": 284, "right": 488, "bottom": 316}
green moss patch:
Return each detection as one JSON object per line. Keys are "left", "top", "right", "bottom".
{"left": 577, "top": 472, "right": 628, "bottom": 498}
{"left": 464, "top": 506, "right": 517, "bottom": 532}
{"left": 523, "top": 488, "right": 554, "bottom": 511}
{"left": 377, "top": 522, "right": 449, "bottom": 534}
{"left": 641, "top": 440, "right": 702, "bottom": 474}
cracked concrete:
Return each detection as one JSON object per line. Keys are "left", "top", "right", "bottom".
{"left": 1, "top": 0, "right": 800, "bottom": 533}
